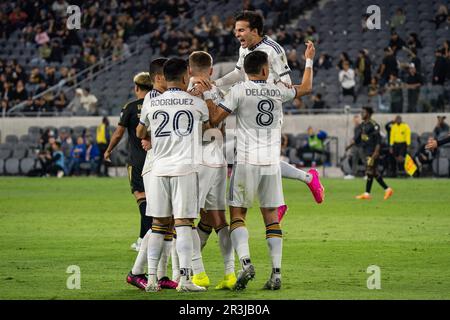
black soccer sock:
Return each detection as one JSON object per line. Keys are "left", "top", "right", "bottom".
{"left": 366, "top": 176, "right": 374, "bottom": 193}
{"left": 137, "top": 198, "right": 152, "bottom": 238}
{"left": 376, "top": 176, "right": 389, "bottom": 190}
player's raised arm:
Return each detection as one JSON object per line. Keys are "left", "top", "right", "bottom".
{"left": 292, "top": 41, "right": 315, "bottom": 98}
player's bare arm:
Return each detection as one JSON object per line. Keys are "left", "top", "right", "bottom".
{"left": 104, "top": 125, "right": 126, "bottom": 162}
{"left": 136, "top": 123, "right": 147, "bottom": 139}
{"left": 292, "top": 41, "right": 315, "bottom": 98}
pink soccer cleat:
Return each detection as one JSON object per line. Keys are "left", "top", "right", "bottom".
{"left": 158, "top": 276, "right": 178, "bottom": 289}
{"left": 126, "top": 271, "right": 147, "bottom": 290}
{"left": 277, "top": 205, "right": 288, "bottom": 222}
{"left": 306, "top": 168, "right": 324, "bottom": 204}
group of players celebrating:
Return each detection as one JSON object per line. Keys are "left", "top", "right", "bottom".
{"left": 104, "top": 10, "right": 324, "bottom": 293}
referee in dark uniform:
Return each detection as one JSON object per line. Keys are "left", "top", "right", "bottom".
{"left": 348, "top": 107, "right": 394, "bottom": 200}
{"left": 104, "top": 72, "right": 152, "bottom": 251}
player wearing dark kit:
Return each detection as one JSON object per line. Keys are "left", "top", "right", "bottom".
{"left": 347, "top": 107, "right": 394, "bottom": 200}
{"left": 104, "top": 72, "right": 153, "bottom": 251}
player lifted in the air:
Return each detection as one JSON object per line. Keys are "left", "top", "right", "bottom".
{"left": 138, "top": 58, "right": 210, "bottom": 293}
{"left": 197, "top": 42, "right": 316, "bottom": 290}
{"left": 213, "top": 10, "right": 324, "bottom": 208}
{"left": 187, "top": 51, "right": 236, "bottom": 290}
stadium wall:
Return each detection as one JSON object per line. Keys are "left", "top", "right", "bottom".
{"left": 1, "top": 113, "right": 448, "bottom": 155}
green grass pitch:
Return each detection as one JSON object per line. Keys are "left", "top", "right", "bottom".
{"left": 0, "top": 177, "right": 449, "bottom": 300}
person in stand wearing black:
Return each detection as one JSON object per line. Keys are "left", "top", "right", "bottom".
{"left": 104, "top": 72, "right": 152, "bottom": 253}
{"left": 405, "top": 63, "right": 423, "bottom": 113}
{"left": 346, "top": 107, "right": 394, "bottom": 200}
{"left": 377, "top": 47, "right": 398, "bottom": 87}
{"left": 388, "top": 31, "right": 406, "bottom": 56}
{"left": 96, "top": 116, "right": 110, "bottom": 176}
{"left": 433, "top": 115, "right": 449, "bottom": 138}
{"left": 432, "top": 48, "right": 447, "bottom": 85}
{"left": 356, "top": 49, "right": 372, "bottom": 87}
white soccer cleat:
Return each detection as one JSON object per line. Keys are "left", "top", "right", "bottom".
{"left": 130, "top": 237, "right": 142, "bottom": 251}
{"left": 176, "top": 281, "right": 207, "bottom": 292}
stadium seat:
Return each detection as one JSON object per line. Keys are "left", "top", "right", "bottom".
{"left": 0, "top": 146, "right": 12, "bottom": 160}
{"left": 20, "top": 158, "right": 36, "bottom": 175}
{"left": 5, "top": 135, "right": 19, "bottom": 144}
{"left": 28, "top": 126, "right": 42, "bottom": 137}
{"left": 0, "top": 158, "right": 4, "bottom": 175}
{"left": 12, "top": 145, "right": 28, "bottom": 159}
{"left": 4, "top": 158, "right": 20, "bottom": 175}
{"left": 432, "top": 158, "right": 449, "bottom": 177}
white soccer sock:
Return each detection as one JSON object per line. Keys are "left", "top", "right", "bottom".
{"left": 191, "top": 227, "right": 205, "bottom": 275}
{"left": 217, "top": 226, "right": 235, "bottom": 275}
{"left": 280, "top": 160, "right": 312, "bottom": 183}
{"left": 132, "top": 229, "right": 150, "bottom": 275}
{"left": 147, "top": 226, "right": 167, "bottom": 276}
{"left": 157, "top": 240, "right": 172, "bottom": 279}
{"left": 175, "top": 226, "right": 193, "bottom": 283}
{"left": 230, "top": 224, "right": 250, "bottom": 264}
{"left": 267, "top": 237, "right": 283, "bottom": 271}
{"left": 171, "top": 238, "right": 180, "bottom": 281}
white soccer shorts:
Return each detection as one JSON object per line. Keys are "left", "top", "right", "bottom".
{"left": 198, "top": 165, "right": 227, "bottom": 211}
{"left": 228, "top": 163, "right": 285, "bottom": 208}
{"left": 146, "top": 172, "right": 199, "bottom": 219}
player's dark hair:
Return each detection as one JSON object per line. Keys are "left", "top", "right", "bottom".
{"left": 244, "top": 51, "right": 268, "bottom": 75}
{"left": 362, "top": 106, "right": 374, "bottom": 115}
{"left": 235, "top": 11, "right": 264, "bottom": 36}
{"left": 149, "top": 58, "right": 168, "bottom": 83}
{"left": 189, "top": 51, "right": 213, "bottom": 71}
{"left": 163, "top": 58, "right": 188, "bottom": 82}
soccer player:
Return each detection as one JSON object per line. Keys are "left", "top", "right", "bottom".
{"left": 138, "top": 58, "right": 209, "bottom": 292}
{"left": 104, "top": 72, "right": 152, "bottom": 253}
{"left": 187, "top": 51, "right": 236, "bottom": 290}
{"left": 132, "top": 58, "right": 177, "bottom": 289}
{"left": 347, "top": 107, "right": 394, "bottom": 200}
{"left": 212, "top": 10, "right": 324, "bottom": 205}
{"left": 198, "top": 43, "right": 315, "bottom": 291}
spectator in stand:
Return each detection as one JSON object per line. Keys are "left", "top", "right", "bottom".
{"left": 339, "top": 60, "right": 356, "bottom": 102}
{"left": 287, "top": 49, "right": 303, "bottom": 73}
{"left": 305, "top": 26, "right": 319, "bottom": 43}
{"left": 433, "top": 115, "right": 449, "bottom": 138}
{"left": 58, "top": 128, "right": 73, "bottom": 159}
{"left": 432, "top": 48, "right": 447, "bottom": 85}
{"left": 67, "top": 136, "right": 87, "bottom": 176}
{"left": 315, "top": 53, "right": 332, "bottom": 73}
{"left": 79, "top": 88, "right": 98, "bottom": 115}
{"left": 356, "top": 49, "right": 372, "bottom": 87}
{"left": 407, "top": 33, "right": 422, "bottom": 51}
{"left": 258, "top": 0, "right": 276, "bottom": 18}
{"left": 345, "top": 114, "right": 364, "bottom": 179}
{"left": 243, "top": 0, "right": 256, "bottom": 11}
{"left": 11, "top": 80, "right": 28, "bottom": 105}
{"left": 85, "top": 137, "right": 101, "bottom": 176}
{"left": 280, "top": 133, "right": 289, "bottom": 163}
{"left": 432, "top": 4, "right": 448, "bottom": 29}
{"left": 337, "top": 52, "right": 352, "bottom": 70}
{"left": 386, "top": 73, "right": 404, "bottom": 113}
{"left": 377, "top": 47, "right": 398, "bottom": 86}
{"left": 1, "top": 81, "right": 14, "bottom": 101}
{"left": 311, "top": 93, "right": 326, "bottom": 112}
{"left": 1, "top": 99, "right": 8, "bottom": 115}
{"left": 368, "top": 77, "right": 379, "bottom": 101}
{"left": 389, "top": 115, "right": 411, "bottom": 176}
{"left": 9, "top": 6, "right": 28, "bottom": 31}
{"left": 54, "top": 92, "right": 67, "bottom": 113}
{"left": 405, "top": 64, "right": 423, "bottom": 113}
{"left": 35, "top": 25, "right": 50, "bottom": 46}
{"left": 51, "top": 0, "right": 69, "bottom": 19}
{"left": 390, "top": 8, "right": 406, "bottom": 29}
{"left": 389, "top": 31, "right": 406, "bottom": 56}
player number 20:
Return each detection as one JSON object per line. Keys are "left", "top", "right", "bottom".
{"left": 256, "top": 100, "right": 274, "bottom": 126}
{"left": 153, "top": 110, "right": 194, "bottom": 137}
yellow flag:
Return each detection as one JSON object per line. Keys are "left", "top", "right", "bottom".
{"left": 404, "top": 154, "right": 417, "bottom": 176}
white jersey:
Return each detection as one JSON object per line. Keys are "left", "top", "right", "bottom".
{"left": 145, "top": 88, "right": 209, "bottom": 176}
{"left": 188, "top": 81, "right": 227, "bottom": 168}
{"left": 219, "top": 80, "right": 296, "bottom": 165}
{"left": 236, "top": 36, "right": 292, "bottom": 84}
{"left": 140, "top": 89, "right": 163, "bottom": 175}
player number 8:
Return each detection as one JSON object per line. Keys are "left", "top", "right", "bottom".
{"left": 256, "top": 100, "right": 274, "bottom": 127}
